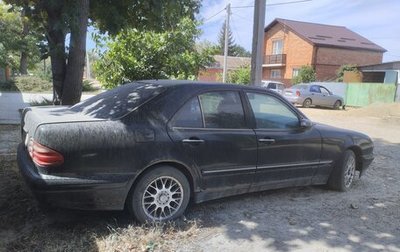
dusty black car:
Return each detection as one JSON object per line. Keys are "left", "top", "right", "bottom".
{"left": 18, "top": 80, "right": 374, "bottom": 223}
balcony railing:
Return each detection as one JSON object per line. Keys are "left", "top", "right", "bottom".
{"left": 264, "top": 54, "right": 286, "bottom": 65}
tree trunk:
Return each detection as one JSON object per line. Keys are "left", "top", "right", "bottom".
{"left": 19, "top": 8, "right": 29, "bottom": 75}
{"left": 45, "top": 2, "right": 66, "bottom": 104}
{"left": 61, "top": 0, "right": 89, "bottom": 105}
{"left": 19, "top": 52, "right": 28, "bottom": 75}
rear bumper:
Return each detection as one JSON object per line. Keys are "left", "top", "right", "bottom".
{"left": 284, "top": 96, "right": 304, "bottom": 104}
{"left": 17, "top": 143, "right": 132, "bottom": 210}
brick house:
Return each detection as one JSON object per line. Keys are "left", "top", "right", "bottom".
{"left": 198, "top": 55, "right": 250, "bottom": 82}
{"left": 263, "top": 18, "right": 386, "bottom": 85}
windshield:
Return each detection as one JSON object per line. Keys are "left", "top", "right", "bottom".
{"left": 70, "top": 82, "right": 165, "bottom": 119}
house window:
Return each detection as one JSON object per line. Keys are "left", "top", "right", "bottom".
{"left": 292, "top": 68, "right": 300, "bottom": 77}
{"left": 272, "top": 40, "right": 283, "bottom": 55}
{"left": 271, "top": 69, "right": 281, "bottom": 79}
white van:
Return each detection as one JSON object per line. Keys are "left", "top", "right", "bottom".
{"left": 261, "top": 80, "right": 285, "bottom": 94}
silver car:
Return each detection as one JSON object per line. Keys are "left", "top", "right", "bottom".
{"left": 284, "top": 84, "right": 344, "bottom": 109}
{"left": 261, "top": 80, "right": 285, "bottom": 94}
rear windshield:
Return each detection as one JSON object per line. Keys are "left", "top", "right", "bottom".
{"left": 70, "top": 82, "right": 165, "bottom": 119}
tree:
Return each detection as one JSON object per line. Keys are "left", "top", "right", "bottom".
{"left": 0, "top": 3, "right": 41, "bottom": 72}
{"left": 292, "top": 65, "right": 316, "bottom": 84}
{"left": 231, "top": 44, "right": 251, "bottom": 57}
{"left": 94, "top": 18, "right": 214, "bottom": 89}
{"left": 5, "top": 0, "right": 200, "bottom": 105}
{"left": 226, "top": 65, "right": 251, "bottom": 85}
{"left": 217, "top": 21, "right": 235, "bottom": 56}
{"left": 336, "top": 64, "right": 359, "bottom": 82}
{"left": 216, "top": 21, "right": 251, "bottom": 57}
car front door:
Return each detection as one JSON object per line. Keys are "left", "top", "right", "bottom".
{"left": 309, "top": 85, "right": 324, "bottom": 106}
{"left": 244, "top": 91, "right": 322, "bottom": 191}
{"left": 319, "top": 86, "right": 335, "bottom": 106}
{"left": 167, "top": 90, "right": 257, "bottom": 197}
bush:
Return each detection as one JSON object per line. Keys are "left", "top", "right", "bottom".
{"left": 0, "top": 76, "right": 52, "bottom": 92}
{"left": 336, "top": 64, "right": 359, "bottom": 82}
{"left": 226, "top": 65, "right": 251, "bottom": 85}
{"left": 82, "top": 79, "right": 98, "bottom": 92}
{"left": 292, "top": 65, "right": 316, "bottom": 84}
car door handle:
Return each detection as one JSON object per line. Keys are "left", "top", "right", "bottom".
{"left": 258, "top": 138, "right": 276, "bottom": 144}
{"left": 182, "top": 138, "right": 205, "bottom": 144}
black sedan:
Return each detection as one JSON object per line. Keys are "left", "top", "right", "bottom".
{"left": 17, "top": 80, "right": 374, "bottom": 223}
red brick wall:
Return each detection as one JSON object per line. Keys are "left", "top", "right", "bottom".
{"left": 315, "top": 47, "right": 383, "bottom": 80}
{"left": 264, "top": 23, "right": 384, "bottom": 83}
{"left": 263, "top": 23, "right": 314, "bottom": 83}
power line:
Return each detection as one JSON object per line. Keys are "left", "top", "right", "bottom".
{"left": 232, "top": 0, "right": 312, "bottom": 9}
{"left": 232, "top": 12, "right": 252, "bottom": 24}
{"left": 230, "top": 15, "right": 244, "bottom": 46}
{"left": 203, "top": 8, "right": 225, "bottom": 23}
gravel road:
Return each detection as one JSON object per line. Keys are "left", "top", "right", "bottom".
{"left": 181, "top": 106, "right": 400, "bottom": 252}
{"left": 0, "top": 105, "right": 399, "bottom": 252}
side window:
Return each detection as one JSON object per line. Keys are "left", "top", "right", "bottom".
{"left": 199, "top": 91, "right": 246, "bottom": 129}
{"left": 320, "top": 87, "right": 331, "bottom": 95}
{"left": 310, "top": 85, "right": 321, "bottom": 93}
{"left": 268, "top": 83, "right": 277, "bottom": 89}
{"left": 246, "top": 93, "right": 300, "bottom": 129}
{"left": 171, "top": 97, "right": 202, "bottom": 128}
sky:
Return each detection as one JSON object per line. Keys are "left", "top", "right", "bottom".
{"left": 197, "top": 0, "right": 400, "bottom": 62}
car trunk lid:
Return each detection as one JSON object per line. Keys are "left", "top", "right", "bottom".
{"left": 21, "top": 106, "right": 105, "bottom": 143}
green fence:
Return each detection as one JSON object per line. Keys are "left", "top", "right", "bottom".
{"left": 345, "top": 83, "right": 397, "bottom": 107}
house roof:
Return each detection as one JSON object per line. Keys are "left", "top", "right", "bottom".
{"left": 359, "top": 61, "right": 400, "bottom": 70}
{"left": 265, "top": 18, "right": 386, "bottom": 52}
{"left": 210, "top": 55, "right": 251, "bottom": 70}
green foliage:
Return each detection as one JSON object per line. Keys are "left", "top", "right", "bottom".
{"left": 94, "top": 18, "right": 214, "bottom": 89}
{"left": 336, "top": 64, "right": 359, "bottom": 82}
{"left": 82, "top": 79, "right": 98, "bottom": 92}
{"left": 0, "top": 76, "right": 52, "bottom": 92}
{"left": 0, "top": 3, "right": 21, "bottom": 68}
{"left": 216, "top": 21, "right": 251, "bottom": 57}
{"left": 292, "top": 65, "right": 316, "bottom": 84}
{"left": 90, "top": 0, "right": 200, "bottom": 35}
{"left": 226, "top": 65, "right": 251, "bottom": 85}
{"left": 0, "top": 3, "right": 42, "bottom": 71}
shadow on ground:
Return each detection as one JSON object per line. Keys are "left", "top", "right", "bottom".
{"left": 0, "top": 134, "right": 399, "bottom": 251}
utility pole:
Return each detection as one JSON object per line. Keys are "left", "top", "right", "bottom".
{"left": 250, "top": 0, "right": 266, "bottom": 86}
{"left": 222, "top": 3, "right": 231, "bottom": 83}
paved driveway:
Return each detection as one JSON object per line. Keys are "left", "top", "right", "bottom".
{"left": 0, "top": 92, "right": 93, "bottom": 124}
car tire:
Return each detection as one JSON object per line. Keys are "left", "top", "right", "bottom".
{"left": 333, "top": 100, "right": 342, "bottom": 110}
{"left": 128, "top": 166, "right": 190, "bottom": 223}
{"left": 328, "top": 150, "right": 357, "bottom": 192}
{"left": 303, "top": 98, "right": 312, "bottom": 108}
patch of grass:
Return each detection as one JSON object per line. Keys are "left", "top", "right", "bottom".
{"left": 82, "top": 79, "right": 99, "bottom": 92}
{"left": 30, "top": 97, "right": 53, "bottom": 106}
{"left": 0, "top": 126, "right": 200, "bottom": 252}
{"left": 0, "top": 76, "right": 52, "bottom": 92}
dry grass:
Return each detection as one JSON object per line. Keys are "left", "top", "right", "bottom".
{"left": 0, "top": 129, "right": 201, "bottom": 252}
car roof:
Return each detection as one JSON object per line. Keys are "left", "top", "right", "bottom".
{"left": 136, "top": 79, "right": 271, "bottom": 92}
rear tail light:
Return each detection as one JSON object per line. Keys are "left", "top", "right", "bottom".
{"left": 296, "top": 91, "right": 301, "bottom": 97}
{"left": 28, "top": 139, "right": 64, "bottom": 167}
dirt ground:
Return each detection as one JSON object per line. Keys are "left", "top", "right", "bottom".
{"left": 0, "top": 104, "right": 399, "bottom": 252}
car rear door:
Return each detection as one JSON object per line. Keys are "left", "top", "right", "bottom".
{"left": 167, "top": 90, "right": 257, "bottom": 195}
{"left": 244, "top": 91, "right": 322, "bottom": 191}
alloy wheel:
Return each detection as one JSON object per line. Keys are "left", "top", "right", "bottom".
{"left": 344, "top": 154, "right": 356, "bottom": 188}
{"left": 142, "top": 176, "right": 184, "bottom": 221}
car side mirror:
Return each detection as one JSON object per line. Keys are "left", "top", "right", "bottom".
{"left": 300, "top": 118, "right": 313, "bottom": 128}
